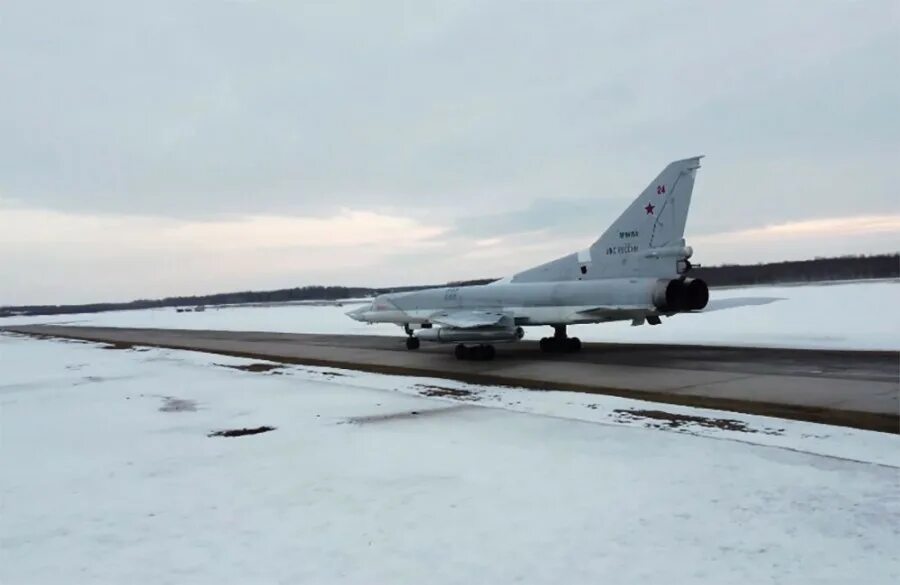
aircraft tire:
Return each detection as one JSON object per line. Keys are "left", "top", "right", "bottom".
{"left": 539, "top": 337, "right": 551, "bottom": 352}
{"left": 406, "top": 336, "right": 420, "bottom": 350}
{"left": 567, "top": 337, "right": 582, "bottom": 353}
{"left": 455, "top": 344, "right": 495, "bottom": 360}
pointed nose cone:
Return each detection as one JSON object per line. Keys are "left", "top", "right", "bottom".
{"left": 345, "top": 304, "right": 370, "bottom": 322}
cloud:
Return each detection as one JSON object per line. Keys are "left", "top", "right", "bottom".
{"left": 452, "top": 198, "right": 622, "bottom": 238}
{"left": 0, "top": 1, "right": 897, "bottom": 302}
{"left": 2, "top": 0, "right": 896, "bottom": 218}
{"left": 695, "top": 215, "right": 900, "bottom": 242}
{"left": 691, "top": 215, "right": 899, "bottom": 266}
{"left": 0, "top": 206, "right": 444, "bottom": 250}
{"left": 0, "top": 204, "right": 447, "bottom": 304}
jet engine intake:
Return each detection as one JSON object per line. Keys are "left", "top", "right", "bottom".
{"left": 652, "top": 278, "right": 709, "bottom": 311}
{"left": 415, "top": 326, "right": 525, "bottom": 344}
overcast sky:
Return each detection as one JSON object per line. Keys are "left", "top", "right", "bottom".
{"left": 2, "top": 0, "right": 898, "bottom": 305}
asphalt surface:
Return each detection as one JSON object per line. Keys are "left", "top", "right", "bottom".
{"left": 5, "top": 324, "right": 899, "bottom": 433}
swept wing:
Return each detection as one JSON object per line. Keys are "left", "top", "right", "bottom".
{"left": 429, "top": 310, "right": 511, "bottom": 329}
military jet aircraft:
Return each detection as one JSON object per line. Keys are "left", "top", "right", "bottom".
{"left": 348, "top": 156, "right": 723, "bottom": 360}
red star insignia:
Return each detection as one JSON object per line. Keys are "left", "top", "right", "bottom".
{"left": 644, "top": 202, "right": 655, "bottom": 215}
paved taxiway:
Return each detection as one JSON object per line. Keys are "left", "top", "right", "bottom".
{"left": 5, "top": 324, "right": 898, "bottom": 433}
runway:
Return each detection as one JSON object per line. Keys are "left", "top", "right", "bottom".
{"left": 5, "top": 324, "right": 898, "bottom": 433}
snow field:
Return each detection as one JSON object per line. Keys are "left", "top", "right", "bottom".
{"left": 1, "top": 333, "right": 898, "bottom": 584}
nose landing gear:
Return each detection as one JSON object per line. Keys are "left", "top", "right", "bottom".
{"left": 539, "top": 325, "right": 581, "bottom": 353}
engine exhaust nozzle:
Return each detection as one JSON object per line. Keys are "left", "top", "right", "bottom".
{"left": 653, "top": 278, "right": 708, "bottom": 311}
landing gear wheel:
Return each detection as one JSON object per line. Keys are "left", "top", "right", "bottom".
{"left": 540, "top": 333, "right": 581, "bottom": 353}
{"left": 406, "top": 336, "right": 420, "bottom": 350}
{"left": 455, "top": 344, "right": 495, "bottom": 361}
{"left": 540, "top": 336, "right": 565, "bottom": 353}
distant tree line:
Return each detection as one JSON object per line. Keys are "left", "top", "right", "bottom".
{"left": 0, "top": 286, "right": 374, "bottom": 318}
{"left": 691, "top": 253, "right": 898, "bottom": 287}
{"left": 0, "top": 279, "right": 499, "bottom": 317}
{"left": 2, "top": 254, "right": 896, "bottom": 318}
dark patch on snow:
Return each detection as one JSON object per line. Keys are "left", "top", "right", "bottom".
{"left": 208, "top": 426, "right": 276, "bottom": 438}
{"left": 218, "top": 362, "right": 284, "bottom": 374}
{"left": 416, "top": 385, "right": 480, "bottom": 401}
{"left": 612, "top": 409, "right": 784, "bottom": 435}
{"left": 294, "top": 367, "right": 346, "bottom": 378}
{"left": 344, "top": 404, "right": 475, "bottom": 425}
{"left": 159, "top": 397, "right": 198, "bottom": 412}
{"left": 70, "top": 374, "right": 137, "bottom": 386}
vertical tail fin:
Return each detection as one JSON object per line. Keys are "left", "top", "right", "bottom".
{"left": 589, "top": 155, "right": 702, "bottom": 261}
{"left": 512, "top": 156, "right": 703, "bottom": 283}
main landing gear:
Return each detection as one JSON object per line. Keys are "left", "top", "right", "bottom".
{"left": 454, "top": 344, "right": 495, "bottom": 361}
{"left": 404, "top": 324, "right": 420, "bottom": 350}
{"left": 539, "top": 325, "right": 581, "bottom": 353}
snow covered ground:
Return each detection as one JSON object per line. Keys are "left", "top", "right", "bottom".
{"left": 2, "top": 332, "right": 898, "bottom": 584}
{"left": 2, "top": 280, "right": 898, "bottom": 350}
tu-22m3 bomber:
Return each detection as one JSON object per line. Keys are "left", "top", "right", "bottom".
{"left": 349, "top": 156, "right": 751, "bottom": 360}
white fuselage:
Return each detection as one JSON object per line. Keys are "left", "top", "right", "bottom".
{"left": 348, "top": 278, "right": 664, "bottom": 327}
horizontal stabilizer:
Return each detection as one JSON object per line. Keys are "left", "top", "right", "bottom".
{"left": 697, "top": 297, "right": 785, "bottom": 313}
